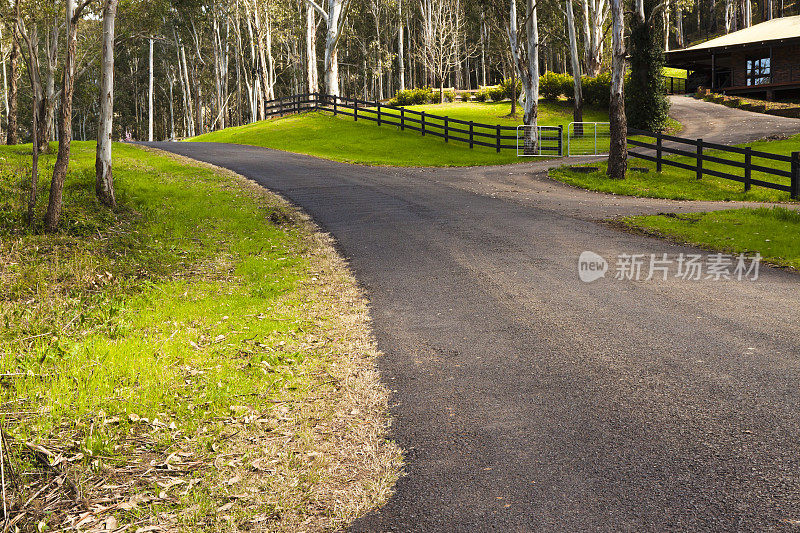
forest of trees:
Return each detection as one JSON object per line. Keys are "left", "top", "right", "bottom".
{"left": 0, "top": 0, "right": 796, "bottom": 223}
{"left": 1, "top": 0, "right": 793, "bottom": 145}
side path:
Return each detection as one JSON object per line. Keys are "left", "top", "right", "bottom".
{"left": 146, "top": 141, "right": 800, "bottom": 532}
{"left": 409, "top": 95, "right": 800, "bottom": 217}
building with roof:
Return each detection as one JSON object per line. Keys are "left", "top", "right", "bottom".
{"left": 666, "top": 15, "right": 800, "bottom": 100}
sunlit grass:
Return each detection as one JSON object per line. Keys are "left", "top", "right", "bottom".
{"left": 621, "top": 206, "right": 800, "bottom": 270}
{"left": 551, "top": 133, "right": 800, "bottom": 202}
{"left": 189, "top": 100, "right": 609, "bottom": 166}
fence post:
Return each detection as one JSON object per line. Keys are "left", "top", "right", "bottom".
{"left": 792, "top": 151, "right": 800, "bottom": 199}
{"left": 696, "top": 138, "right": 703, "bottom": 180}
{"left": 445, "top": 117, "right": 449, "bottom": 143}
{"left": 421, "top": 112, "right": 426, "bottom": 136}
{"left": 496, "top": 125, "right": 501, "bottom": 153}
{"left": 558, "top": 125, "right": 563, "bottom": 156}
{"left": 469, "top": 121, "right": 474, "bottom": 149}
{"left": 377, "top": 102, "right": 382, "bottom": 126}
{"left": 656, "top": 135, "right": 663, "bottom": 172}
{"left": 744, "top": 146, "right": 752, "bottom": 192}
{"left": 400, "top": 107, "right": 405, "bottom": 130}
{"left": 354, "top": 100, "right": 358, "bottom": 122}
{"left": 333, "top": 95, "right": 337, "bottom": 116}
{"left": 279, "top": 99, "right": 283, "bottom": 117}
{"left": 296, "top": 94, "right": 300, "bottom": 114}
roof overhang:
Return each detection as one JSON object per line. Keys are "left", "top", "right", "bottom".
{"left": 666, "top": 36, "right": 800, "bottom": 67}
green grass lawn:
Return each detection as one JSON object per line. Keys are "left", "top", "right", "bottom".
{"left": 402, "top": 100, "right": 609, "bottom": 127}
{"left": 551, "top": 134, "right": 800, "bottom": 203}
{"left": 0, "top": 142, "right": 399, "bottom": 530}
{"left": 620, "top": 206, "right": 800, "bottom": 270}
{"left": 663, "top": 67, "right": 688, "bottom": 79}
{"left": 189, "top": 100, "right": 608, "bottom": 166}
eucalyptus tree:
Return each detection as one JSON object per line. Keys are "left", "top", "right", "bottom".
{"left": 96, "top": 0, "right": 118, "bottom": 207}
{"left": 305, "top": 0, "right": 351, "bottom": 95}
{"left": 607, "top": 0, "right": 626, "bottom": 179}
{"left": 581, "top": 0, "right": 607, "bottom": 76}
{"left": 46, "top": 0, "right": 96, "bottom": 231}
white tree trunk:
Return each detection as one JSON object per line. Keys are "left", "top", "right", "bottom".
{"left": 398, "top": 0, "right": 405, "bottom": 91}
{"left": 566, "top": 0, "right": 583, "bottom": 125}
{"left": 524, "top": 0, "right": 539, "bottom": 129}
{"left": 96, "top": 0, "right": 118, "bottom": 207}
{"left": 148, "top": 38, "right": 154, "bottom": 142}
{"left": 306, "top": 4, "right": 318, "bottom": 92}
{"left": 664, "top": 0, "right": 670, "bottom": 52}
{"left": 480, "top": 12, "right": 486, "bottom": 87}
{"left": 179, "top": 43, "right": 195, "bottom": 136}
{"left": 582, "top": 0, "right": 606, "bottom": 76}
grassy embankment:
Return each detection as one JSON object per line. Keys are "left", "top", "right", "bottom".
{"left": 0, "top": 142, "right": 400, "bottom": 531}
{"left": 551, "top": 134, "right": 800, "bottom": 203}
{"left": 619, "top": 207, "right": 800, "bottom": 270}
{"left": 551, "top": 132, "right": 800, "bottom": 271}
{"left": 189, "top": 100, "right": 609, "bottom": 166}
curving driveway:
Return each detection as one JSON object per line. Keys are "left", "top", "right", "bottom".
{"left": 145, "top": 96, "right": 800, "bottom": 532}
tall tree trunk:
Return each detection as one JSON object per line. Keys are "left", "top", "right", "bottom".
{"left": 96, "top": 0, "right": 118, "bottom": 207}
{"left": 524, "top": 0, "right": 539, "bottom": 137}
{"left": 7, "top": 17, "right": 19, "bottom": 145}
{"left": 40, "top": 18, "right": 59, "bottom": 152}
{"left": 180, "top": 45, "right": 196, "bottom": 136}
{"left": 566, "top": 0, "right": 583, "bottom": 129}
{"left": 306, "top": 4, "right": 318, "bottom": 92}
{"left": 664, "top": 0, "right": 670, "bottom": 51}
{"left": 18, "top": 17, "right": 42, "bottom": 225}
{"left": 265, "top": 5, "right": 275, "bottom": 99}
{"left": 676, "top": 4, "right": 684, "bottom": 48}
{"left": 398, "top": 0, "right": 405, "bottom": 91}
{"left": 46, "top": 0, "right": 81, "bottom": 232}
{"left": 1, "top": 26, "right": 7, "bottom": 141}
{"left": 148, "top": 39, "right": 154, "bottom": 142}
{"left": 607, "top": 0, "right": 627, "bottom": 179}
{"left": 582, "top": 0, "right": 606, "bottom": 76}
{"left": 307, "top": 0, "right": 348, "bottom": 96}
{"left": 480, "top": 12, "right": 486, "bottom": 87}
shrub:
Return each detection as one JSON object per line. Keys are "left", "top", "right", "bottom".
{"left": 474, "top": 89, "right": 488, "bottom": 102}
{"left": 443, "top": 90, "right": 457, "bottom": 103}
{"left": 459, "top": 91, "right": 472, "bottom": 102}
{"left": 582, "top": 72, "right": 611, "bottom": 108}
{"left": 562, "top": 74, "right": 576, "bottom": 101}
{"left": 499, "top": 77, "right": 523, "bottom": 100}
{"left": 540, "top": 71, "right": 569, "bottom": 100}
{"left": 487, "top": 86, "right": 506, "bottom": 102}
{"left": 388, "top": 87, "right": 434, "bottom": 106}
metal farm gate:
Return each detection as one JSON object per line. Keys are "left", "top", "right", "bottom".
{"left": 516, "top": 125, "right": 564, "bottom": 157}
{"left": 567, "top": 122, "right": 611, "bottom": 156}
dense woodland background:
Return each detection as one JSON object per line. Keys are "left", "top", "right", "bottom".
{"left": 0, "top": 0, "right": 796, "bottom": 145}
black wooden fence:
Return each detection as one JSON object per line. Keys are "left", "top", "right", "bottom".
{"left": 628, "top": 128, "right": 800, "bottom": 199}
{"left": 251, "top": 93, "right": 799, "bottom": 199}
{"left": 258, "top": 92, "right": 563, "bottom": 155}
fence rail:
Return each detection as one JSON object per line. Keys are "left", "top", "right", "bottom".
{"left": 257, "top": 92, "right": 557, "bottom": 155}
{"left": 628, "top": 128, "right": 800, "bottom": 198}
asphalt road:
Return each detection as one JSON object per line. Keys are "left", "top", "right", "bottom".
{"left": 146, "top": 98, "right": 800, "bottom": 532}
